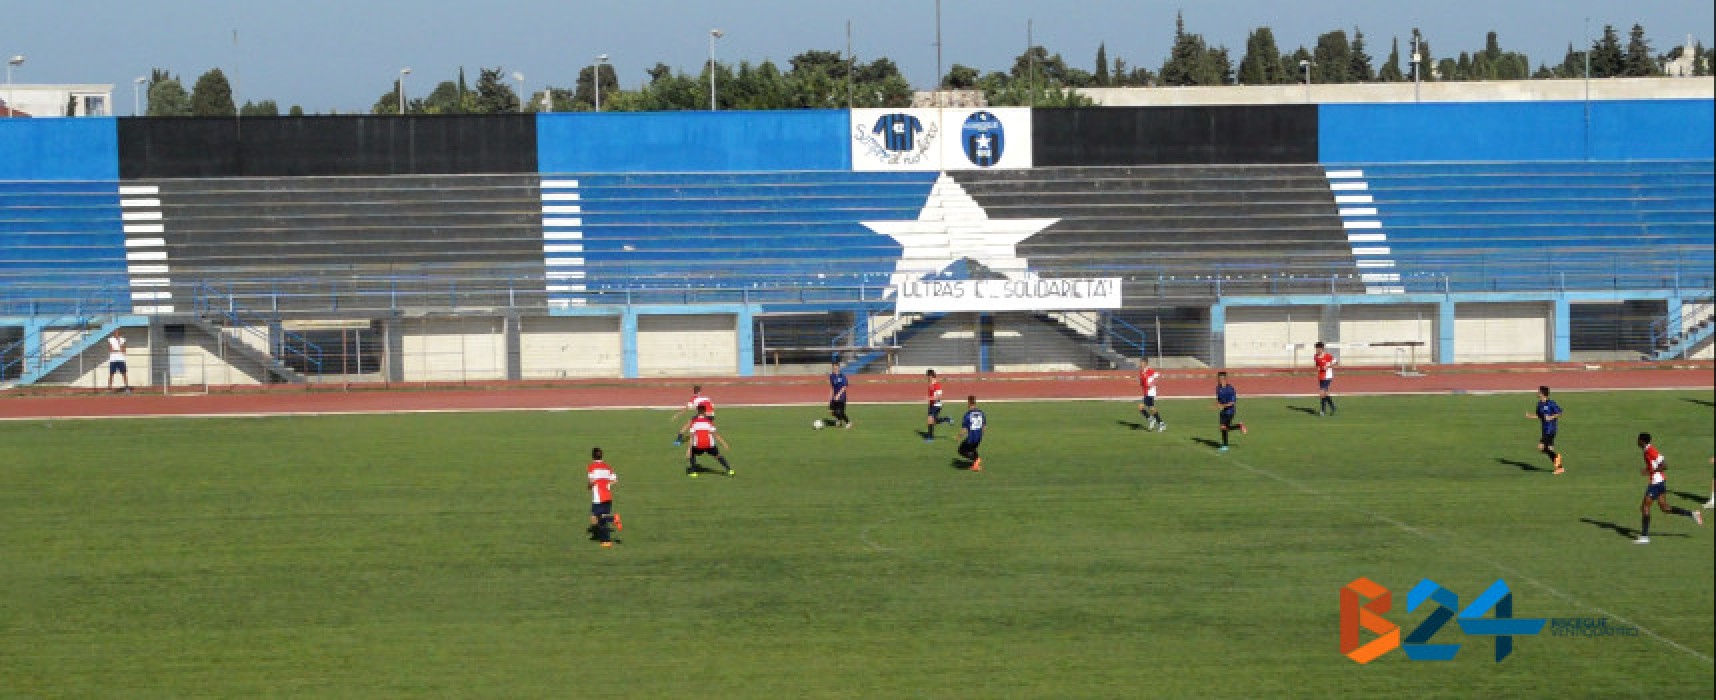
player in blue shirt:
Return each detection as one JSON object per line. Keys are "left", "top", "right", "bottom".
{"left": 1526, "top": 386, "right": 1564, "bottom": 474}
{"left": 957, "top": 395, "right": 986, "bottom": 471}
{"left": 827, "top": 360, "right": 852, "bottom": 429}
{"left": 1214, "top": 372, "right": 1247, "bottom": 452}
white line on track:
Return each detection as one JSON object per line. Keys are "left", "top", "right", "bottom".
{"left": 1190, "top": 442, "right": 1715, "bottom": 666}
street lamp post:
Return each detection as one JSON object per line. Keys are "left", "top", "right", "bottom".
{"left": 708, "top": 29, "right": 723, "bottom": 111}
{"left": 5, "top": 55, "right": 24, "bottom": 118}
{"left": 513, "top": 72, "right": 525, "bottom": 113}
{"left": 1299, "top": 59, "right": 1312, "bottom": 103}
{"left": 594, "top": 54, "right": 608, "bottom": 112}
{"left": 133, "top": 76, "right": 147, "bottom": 116}
{"left": 398, "top": 67, "right": 411, "bottom": 115}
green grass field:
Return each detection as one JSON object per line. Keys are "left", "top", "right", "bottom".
{"left": 2, "top": 390, "right": 1712, "bottom": 698}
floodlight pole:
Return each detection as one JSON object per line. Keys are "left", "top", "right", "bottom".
{"left": 398, "top": 67, "right": 411, "bottom": 115}
{"left": 709, "top": 29, "right": 723, "bottom": 111}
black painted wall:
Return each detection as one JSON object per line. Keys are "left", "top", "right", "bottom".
{"left": 1033, "top": 106, "right": 1319, "bottom": 166}
{"left": 119, "top": 115, "right": 537, "bottom": 179}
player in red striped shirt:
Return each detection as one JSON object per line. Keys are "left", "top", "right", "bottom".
{"left": 683, "top": 405, "right": 735, "bottom": 478}
{"left": 587, "top": 447, "right": 620, "bottom": 548}
{"left": 1313, "top": 341, "right": 1337, "bottom": 417}
{"left": 1137, "top": 358, "right": 1165, "bottom": 432}
{"left": 1634, "top": 433, "right": 1703, "bottom": 544}
{"left": 924, "top": 369, "right": 952, "bottom": 441}
{"left": 672, "top": 385, "right": 715, "bottom": 446}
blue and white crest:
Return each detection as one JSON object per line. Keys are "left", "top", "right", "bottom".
{"left": 960, "top": 111, "right": 1005, "bottom": 167}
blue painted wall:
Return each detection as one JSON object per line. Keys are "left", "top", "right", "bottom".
{"left": 1319, "top": 100, "right": 1715, "bottom": 162}
{"left": 0, "top": 118, "right": 120, "bottom": 180}
{"left": 538, "top": 111, "right": 849, "bottom": 172}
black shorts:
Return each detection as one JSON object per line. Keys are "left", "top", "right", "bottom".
{"left": 1539, "top": 432, "right": 1556, "bottom": 447}
{"left": 1318, "top": 379, "right": 1332, "bottom": 391}
{"left": 1644, "top": 482, "right": 1667, "bottom": 499}
{"left": 591, "top": 501, "right": 612, "bottom": 517}
{"left": 928, "top": 403, "right": 942, "bottom": 417}
{"left": 691, "top": 446, "right": 721, "bottom": 457}
{"left": 1140, "top": 396, "right": 1156, "bottom": 408}
{"left": 109, "top": 360, "right": 127, "bottom": 374}
{"left": 1220, "top": 410, "right": 1237, "bottom": 427}
{"left": 829, "top": 399, "right": 846, "bottom": 412}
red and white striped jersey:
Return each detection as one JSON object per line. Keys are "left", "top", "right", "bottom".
{"left": 686, "top": 394, "right": 714, "bottom": 416}
{"left": 1642, "top": 444, "right": 1666, "bottom": 484}
{"left": 1138, "top": 367, "right": 1159, "bottom": 397}
{"left": 690, "top": 416, "right": 718, "bottom": 449}
{"left": 1315, "top": 352, "right": 1337, "bottom": 381}
{"left": 587, "top": 460, "right": 617, "bottom": 503}
{"left": 928, "top": 380, "right": 943, "bottom": 404}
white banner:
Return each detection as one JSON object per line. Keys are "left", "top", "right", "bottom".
{"left": 850, "top": 108, "right": 1033, "bottom": 171}
{"left": 893, "top": 278, "right": 1122, "bottom": 312}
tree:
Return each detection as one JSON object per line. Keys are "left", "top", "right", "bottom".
{"left": 1312, "top": 30, "right": 1353, "bottom": 83}
{"left": 1590, "top": 24, "right": 1623, "bottom": 77}
{"left": 1378, "top": 37, "right": 1405, "bottom": 81}
{"left": 146, "top": 75, "right": 191, "bottom": 116}
{"left": 1695, "top": 42, "right": 1710, "bottom": 76}
{"left": 1159, "top": 12, "right": 1231, "bottom": 86}
{"left": 288, "top": 105, "right": 304, "bottom": 116}
{"left": 944, "top": 64, "right": 980, "bottom": 89}
{"left": 1556, "top": 43, "right": 1586, "bottom": 78}
{"left": 1238, "top": 27, "right": 1287, "bottom": 85}
{"left": 1454, "top": 52, "right": 1472, "bottom": 80}
{"left": 573, "top": 61, "right": 620, "bottom": 109}
{"left": 239, "top": 100, "right": 279, "bottom": 117}
{"left": 1622, "top": 23, "right": 1658, "bottom": 76}
{"left": 371, "top": 80, "right": 409, "bottom": 115}
{"left": 472, "top": 67, "right": 520, "bottom": 113}
{"left": 1411, "top": 30, "right": 1435, "bottom": 81}
{"left": 1349, "top": 28, "right": 1375, "bottom": 82}
{"left": 189, "top": 68, "right": 236, "bottom": 116}
{"left": 420, "top": 80, "right": 466, "bottom": 114}
{"left": 1094, "top": 43, "right": 1110, "bottom": 86}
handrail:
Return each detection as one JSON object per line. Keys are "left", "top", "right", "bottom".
{"left": 191, "top": 283, "right": 326, "bottom": 377}
{"left": 0, "top": 285, "right": 125, "bottom": 382}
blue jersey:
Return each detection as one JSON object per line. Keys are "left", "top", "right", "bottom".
{"left": 872, "top": 113, "right": 924, "bottom": 151}
{"left": 1535, "top": 399, "right": 1562, "bottom": 434}
{"left": 1216, "top": 385, "right": 1238, "bottom": 411}
{"left": 829, "top": 372, "right": 849, "bottom": 399}
{"left": 961, "top": 408, "right": 987, "bottom": 441}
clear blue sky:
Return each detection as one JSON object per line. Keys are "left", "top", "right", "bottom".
{"left": 7, "top": 0, "right": 1712, "bottom": 114}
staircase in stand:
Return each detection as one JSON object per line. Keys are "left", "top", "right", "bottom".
{"left": 1651, "top": 299, "right": 1715, "bottom": 361}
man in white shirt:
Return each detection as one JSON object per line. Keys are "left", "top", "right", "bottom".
{"left": 106, "top": 333, "right": 130, "bottom": 392}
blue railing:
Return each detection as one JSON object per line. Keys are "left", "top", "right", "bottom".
{"left": 191, "top": 284, "right": 326, "bottom": 378}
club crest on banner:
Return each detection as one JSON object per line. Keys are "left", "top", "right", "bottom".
{"left": 849, "top": 108, "right": 1033, "bottom": 171}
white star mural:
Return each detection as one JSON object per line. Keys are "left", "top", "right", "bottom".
{"left": 862, "top": 174, "right": 1059, "bottom": 295}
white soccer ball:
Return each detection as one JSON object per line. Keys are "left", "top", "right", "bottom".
{"left": 812, "top": 419, "right": 825, "bottom": 430}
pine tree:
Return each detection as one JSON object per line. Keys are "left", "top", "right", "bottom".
{"left": 1313, "top": 30, "right": 1353, "bottom": 83}
{"left": 189, "top": 68, "right": 237, "bottom": 116}
{"left": 1590, "top": 24, "right": 1624, "bottom": 77}
{"left": 1095, "top": 43, "right": 1109, "bottom": 86}
{"left": 1238, "top": 27, "right": 1285, "bottom": 85}
{"left": 1349, "top": 28, "right": 1375, "bottom": 81}
{"left": 1379, "top": 37, "right": 1405, "bottom": 81}
{"left": 1622, "top": 23, "right": 1658, "bottom": 76}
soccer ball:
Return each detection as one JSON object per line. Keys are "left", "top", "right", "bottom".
{"left": 812, "top": 419, "right": 825, "bottom": 430}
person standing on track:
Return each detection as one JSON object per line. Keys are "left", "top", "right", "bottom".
{"left": 106, "top": 332, "right": 130, "bottom": 393}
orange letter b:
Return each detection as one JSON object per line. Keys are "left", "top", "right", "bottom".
{"left": 1340, "top": 577, "right": 1401, "bottom": 664}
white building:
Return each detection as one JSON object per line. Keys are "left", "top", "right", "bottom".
{"left": 0, "top": 84, "right": 114, "bottom": 117}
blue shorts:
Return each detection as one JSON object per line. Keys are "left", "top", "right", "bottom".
{"left": 1140, "top": 396, "right": 1156, "bottom": 407}
{"left": 1318, "top": 379, "right": 1332, "bottom": 391}
{"left": 928, "top": 403, "right": 942, "bottom": 417}
{"left": 109, "top": 360, "right": 127, "bottom": 374}
{"left": 1220, "top": 409, "right": 1237, "bottom": 427}
{"left": 591, "top": 501, "right": 612, "bottom": 517}
{"left": 1539, "top": 432, "right": 1556, "bottom": 447}
{"left": 1644, "top": 482, "right": 1667, "bottom": 499}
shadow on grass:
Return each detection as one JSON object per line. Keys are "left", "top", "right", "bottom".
{"left": 1287, "top": 406, "right": 1319, "bottom": 415}
{"left": 1191, "top": 437, "right": 1224, "bottom": 449}
{"left": 1680, "top": 398, "right": 1714, "bottom": 408}
{"left": 1116, "top": 419, "right": 1146, "bottom": 431}
{"left": 1579, "top": 517, "right": 1689, "bottom": 540}
{"left": 1672, "top": 490, "right": 1706, "bottom": 505}
{"left": 1496, "top": 457, "right": 1550, "bottom": 473}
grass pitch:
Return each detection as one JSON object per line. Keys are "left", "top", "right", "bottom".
{"left": 2, "top": 390, "right": 1712, "bottom": 698}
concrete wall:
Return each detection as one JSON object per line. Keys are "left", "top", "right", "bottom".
{"left": 519, "top": 316, "right": 622, "bottom": 379}
{"left": 402, "top": 317, "right": 507, "bottom": 381}
{"left": 1336, "top": 305, "right": 1437, "bottom": 366}
{"left": 45, "top": 327, "right": 146, "bottom": 388}
{"left": 1223, "top": 306, "right": 1321, "bottom": 367}
{"left": 1454, "top": 302, "right": 1552, "bottom": 363}
{"left": 637, "top": 314, "right": 738, "bottom": 377}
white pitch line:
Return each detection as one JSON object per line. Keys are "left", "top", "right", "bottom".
{"left": 1192, "top": 443, "right": 1715, "bottom": 666}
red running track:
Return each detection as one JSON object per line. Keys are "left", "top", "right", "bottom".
{"left": 1, "top": 363, "right": 1710, "bottom": 420}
